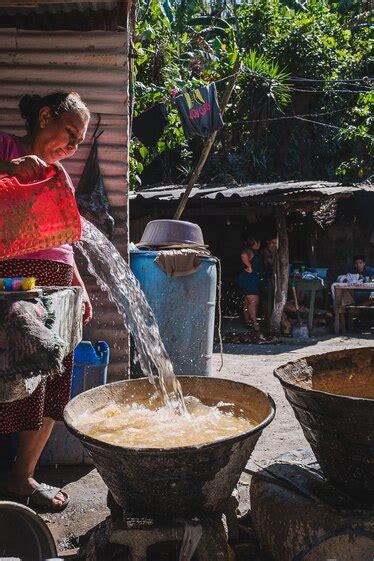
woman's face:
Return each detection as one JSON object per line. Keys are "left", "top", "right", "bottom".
{"left": 35, "top": 107, "right": 88, "bottom": 164}
{"left": 247, "top": 239, "right": 260, "bottom": 250}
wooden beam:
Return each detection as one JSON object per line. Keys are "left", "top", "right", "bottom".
{"left": 306, "top": 213, "right": 317, "bottom": 266}
{"left": 270, "top": 209, "right": 289, "bottom": 335}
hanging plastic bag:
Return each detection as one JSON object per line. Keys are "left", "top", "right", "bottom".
{"left": 132, "top": 103, "right": 168, "bottom": 147}
{"left": 76, "top": 118, "right": 115, "bottom": 239}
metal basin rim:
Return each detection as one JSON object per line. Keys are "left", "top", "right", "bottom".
{"left": 274, "top": 347, "right": 374, "bottom": 402}
{"left": 64, "top": 376, "right": 276, "bottom": 454}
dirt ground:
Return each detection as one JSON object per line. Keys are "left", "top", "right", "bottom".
{"left": 34, "top": 333, "right": 372, "bottom": 555}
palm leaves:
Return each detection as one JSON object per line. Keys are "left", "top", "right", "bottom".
{"left": 243, "top": 50, "right": 291, "bottom": 109}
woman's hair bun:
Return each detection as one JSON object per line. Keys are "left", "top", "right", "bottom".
{"left": 19, "top": 94, "right": 42, "bottom": 120}
{"left": 19, "top": 91, "right": 90, "bottom": 133}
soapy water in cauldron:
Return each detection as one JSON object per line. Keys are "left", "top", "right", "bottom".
{"left": 76, "top": 222, "right": 256, "bottom": 445}
{"left": 75, "top": 395, "right": 256, "bottom": 448}
{"left": 312, "top": 369, "right": 374, "bottom": 399}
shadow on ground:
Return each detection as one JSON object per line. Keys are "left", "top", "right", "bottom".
{"left": 37, "top": 466, "right": 109, "bottom": 553}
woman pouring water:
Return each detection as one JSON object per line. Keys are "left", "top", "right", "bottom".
{"left": 0, "top": 92, "right": 92, "bottom": 511}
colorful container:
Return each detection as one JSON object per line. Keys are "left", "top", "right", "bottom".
{"left": 0, "top": 164, "right": 82, "bottom": 260}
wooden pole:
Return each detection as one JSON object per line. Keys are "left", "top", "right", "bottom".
{"left": 306, "top": 213, "right": 317, "bottom": 267}
{"left": 173, "top": 57, "right": 241, "bottom": 220}
{"left": 270, "top": 208, "right": 289, "bottom": 335}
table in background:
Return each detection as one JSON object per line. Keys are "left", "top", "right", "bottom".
{"left": 292, "top": 278, "right": 327, "bottom": 333}
{"left": 332, "top": 283, "right": 374, "bottom": 334}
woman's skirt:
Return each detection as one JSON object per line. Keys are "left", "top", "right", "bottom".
{"left": 0, "top": 259, "right": 74, "bottom": 434}
{"left": 237, "top": 270, "right": 260, "bottom": 296}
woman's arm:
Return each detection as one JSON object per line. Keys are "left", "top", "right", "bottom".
{"left": 241, "top": 249, "right": 254, "bottom": 273}
{"left": 72, "top": 260, "right": 93, "bottom": 325}
{"left": 0, "top": 156, "right": 48, "bottom": 181}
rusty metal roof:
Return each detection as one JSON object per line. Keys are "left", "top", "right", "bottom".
{"left": 0, "top": 1, "right": 118, "bottom": 10}
{"left": 130, "top": 181, "right": 374, "bottom": 204}
{"left": 0, "top": 1, "right": 128, "bottom": 30}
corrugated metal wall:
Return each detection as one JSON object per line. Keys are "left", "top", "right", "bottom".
{"left": 0, "top": 28, "right": 130, "bottom": 380}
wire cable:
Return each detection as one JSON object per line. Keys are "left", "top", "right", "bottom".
{"left": 289, "top": 87, "right": 372, "bottom": 94}
{"left": 294, "top": 116, "right": 343, "bottom": 130}
{"left": 288, "top": 76, "right": 373, "bottom": 83}
{"left": 226, "top": 108, "right": 346, "bottom": 126}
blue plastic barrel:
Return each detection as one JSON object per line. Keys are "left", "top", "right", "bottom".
{"left": 130, "top": 250, "right": 217, "bottom": 376}
{"left": 71, "top": 341, "right": 110, "bottom": 398}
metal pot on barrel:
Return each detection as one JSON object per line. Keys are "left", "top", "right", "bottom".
{"left": 64, "top": 376, "right": 275, "bottom": 518}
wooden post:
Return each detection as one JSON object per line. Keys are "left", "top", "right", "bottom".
{"left": 306, "top": 213, "right": 317, "bottom": 267}
{"left": 173, "top": 57, "right": 241, "bottom": 220}
{"left": 270, "top": 209, "right": 289, "bottom": 335}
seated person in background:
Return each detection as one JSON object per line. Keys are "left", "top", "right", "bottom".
{"left": 352, "top": 255, "right": 374, "bottom": 305}
{"left": 352, "top": 255, "right": 374, "bottom": 278}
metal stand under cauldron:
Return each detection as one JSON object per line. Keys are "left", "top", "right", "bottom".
{"left": 85, "top": 491, "right": 241, "bottom": 561}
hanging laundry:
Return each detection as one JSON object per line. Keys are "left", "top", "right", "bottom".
{"left": 175, "top": 83, "right": 224, "bottom": 140}
{"left": 76, "top": 120, "right": 115, "bottom": 239}
{"left": 132, "top": 103, "right": 168, "bottom": 147}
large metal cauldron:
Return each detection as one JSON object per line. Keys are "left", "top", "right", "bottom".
{"left": 274, "top": 347, "right": 373, "bottom": 506}
{"left": 64, "top": 377, "right": 275, "bottom": 517}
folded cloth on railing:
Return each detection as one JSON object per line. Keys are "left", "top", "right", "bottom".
{"left": 155, "top": 248, "right": 210, "bottom": 277}
{"left": 0, "top": 287, "right": 83, "bottom": 403}
{"left": 0, "top": 296, "right": 65, "bottom": 380}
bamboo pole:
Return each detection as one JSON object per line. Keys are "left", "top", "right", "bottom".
{"left": 173, "top": 57, "right": 241, "bottom": 220}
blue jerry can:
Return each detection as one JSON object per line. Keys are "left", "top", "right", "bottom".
{"left": 130, "top": 250, "right": 217, "bottom": 377}
{"left": 40, "top": 341, "right": 109, "bottom": 465}
{"left": 71, "top": 341, "right": 110, "bottom": 398}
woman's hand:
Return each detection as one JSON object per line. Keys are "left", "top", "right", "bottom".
{"left": 241, "top": 249, "right": 254, "bottom": 272}
{"left": 72, "top": 261, "right": 93, "bottom": 326}
{"left": 82, "top": 293, "right": 93, "bottom": 326}
{"left": 8, "top": 156, "right": 49, "bottom": 182}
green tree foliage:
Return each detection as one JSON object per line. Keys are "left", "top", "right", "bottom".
{"left": 131, "top": 0, "right": 372, "bottom": 188}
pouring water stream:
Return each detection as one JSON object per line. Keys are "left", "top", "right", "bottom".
{"left": 75, "top": 221, "right": 256, "bottom": 447}
{"left": 76, "top": 220, "right": 186, "bottom": 414}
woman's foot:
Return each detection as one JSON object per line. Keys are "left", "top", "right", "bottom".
{"left": 246, "top": 322, "right": 266, "bottom": 343}
{"left": 6, "top": 473, "right": 66, "bottom": 508}
{"left": 247, "top": 321, "right": 261, "bottom": 333}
